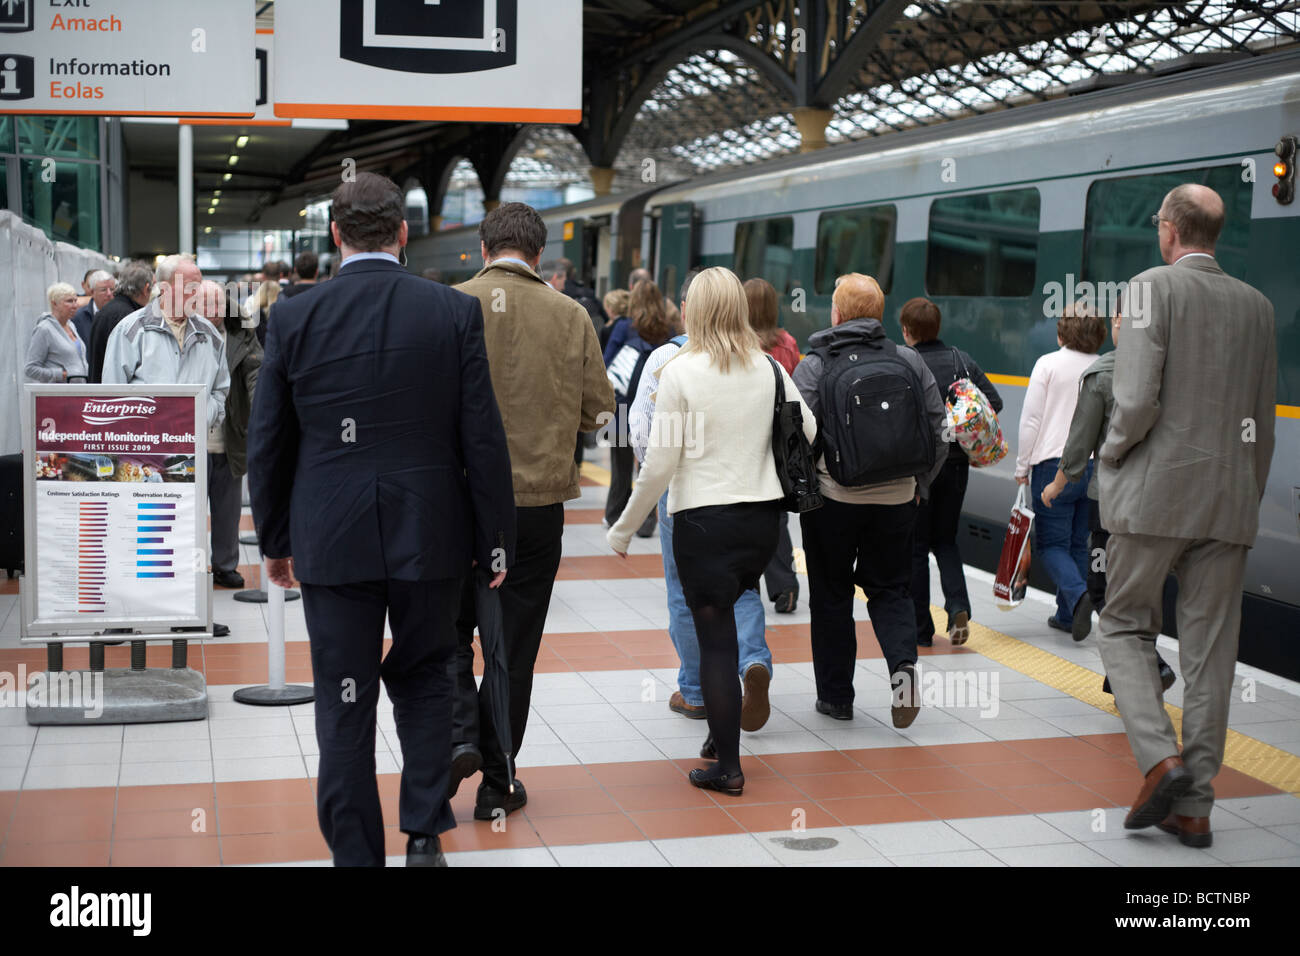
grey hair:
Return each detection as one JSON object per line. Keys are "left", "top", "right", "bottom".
{"left": 116, "top": 260, "right": 154, "bottom": 299}
{"left": 155, "top": 254, "right": 196, "bottom": 285}
{"left": 87, "top": 270, "right": 113, "bottom": 289}
{"left": 46, "top": 282, "right": 77, "bottom": 306}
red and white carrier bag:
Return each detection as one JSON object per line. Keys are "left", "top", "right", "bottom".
{"left": 993, "top": 484, "right": 1034, "bottom": 610}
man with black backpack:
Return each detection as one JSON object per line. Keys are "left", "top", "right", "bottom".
{"left": 792, "top": 273, "right": 948, "bottom": 729}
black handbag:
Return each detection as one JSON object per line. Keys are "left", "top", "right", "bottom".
{"left": 766, "top": 355, "right": 824, "bottom": 513}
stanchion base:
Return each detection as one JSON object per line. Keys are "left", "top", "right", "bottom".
{"left": 233, "top": 684, "right": 314, "bottom": 706}
{"left": 233, "top": 588, "right": 301, "bottom": 603}
{"left": 238, "top": 532, "right": 258, "bottom": 545}
{"left": 26, "top": 667, "right": 207, "bottom": 725}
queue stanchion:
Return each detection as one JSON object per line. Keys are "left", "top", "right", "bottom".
{"left": 233, "top": 555, "right": 313, "bottom": 707}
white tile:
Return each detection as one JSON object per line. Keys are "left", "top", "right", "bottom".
{"left": 990, "top": 843, "right": 1115, "bottom": 866}
{"left": 1013, "top": 696, "right": 1105, "bottom": 718}
{"left": 948, "top": 814, "right": 1077, "bottom": 849}
{"left": 0, "top": 724, "right": 38, "bottom": 745}
{"left": 896, "top": 722, "right": 994, "bottom": 745}
{"left": 969, "top": 718, "right": 1067, "bottom": 741}
{"left": 533, "top": 702, "right": 625, "bottom": 724}
{"left": 527, "top": 685, "right": 604, "bottom": 706}
{"left": 121, "top": 739, "right": 213, "bottom": 763}
{"left": 32, "top": 724, "right": 124, "bottom": 745}
{"left": 22, "top": 763, "right": 119, "bottom": 789}
{"left": 739, "top": 731, "right": 830, "bottom": 755}
{"left": 566, "top": 739, "right": 664, "bottom": 764}
{"left": 444, "top": 847, "right": 559, "bottom": 867}
{"left": 122, "top": 720, "right": 211, "bottom": 742}
{"left": 212, "top": 755, "right": 308, "bottom": 782}
{"left": 28, "top": 741, "right": 121, "bottom": 767}
{"left": 0, "top": 766, "right": 23, "bottom": 789}
{"left": 1043, "top": 713, "right": 1127, "bottom": 736}
{"left": 653, "top": 833, "right": 780, "bottom": 867}
{"left": 812, "top": 726, "right": 908, "bottom": 751}
{"left": 513, "top": 743, "right": 578, "bottom": 768}
{"left": 1088, "top": 832, "right": 1225, "bottom": 866}
{"left": 754, "top": 827, "right": 883, "bottom": 865}
{"left": 118, "top": 760, "right": 214, "bottom": 787}
{"left": 1216, "top": 795, "right": 1300, "bottom": 827}
{"left": 550, "top": 841, "right": 668, "bottom": 867}
{"left": 208, "top": 717, "right": 295, "bottom": 739}
{"left": 1267, "top": 823, "right": 1300, "bottom": 845}
{"left": 1204, "top": 826, "right": 1300, "bottom": 864}
{"left": 211, "top": 734, "right": 302, "bottom": 760}
{"left": 0, "top": 743, "right": 31, "bottom": 767}
{"left": 854, "top": 819, "right": 979, "bottom": 856}
{"left": 651, "top": 737, "right": 711, "bottom": 760}
{"left": 551, "top": 720, "right": 643, "bottom": 744}
{"left": 633, "top": 717, "right": 707, "bottom": 740}
{"left": 891, "top": 848, "right": 1006, "bottom": 867}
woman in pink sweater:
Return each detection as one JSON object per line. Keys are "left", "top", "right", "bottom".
{"left": 1015, "top": 305, "right": 1107, "bottom": 641}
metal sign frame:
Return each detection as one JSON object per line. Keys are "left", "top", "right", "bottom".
{"left": 19, "top": 383, "right": 210, "bottom": 642}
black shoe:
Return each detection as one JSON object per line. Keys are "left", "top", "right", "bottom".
{"left": 406, "top": 833, "right": 447, "bottom": 867}
{"left": 213, "top": 569, "right": 245, "bottom": 589}
{"left": 700, "top": 734, "right": 716, "bottom": 759}
{"left": 773, "top": 591, "right": 797, "bottom": 614}
{"left": 688, "top": 765, "right": 744, "bottom": 796}
{"left": 1071, "top": 593, "right": 1094, "bottom": 642}
{"left": 891, "top": 662, "right": 920, "bottom": 729}
{"left": 474, "top": 778, "right": 527, "bottom": 821}
{"left": 1101, "top": 675, "right": 1112, "bottom": 695}
{"left": 448, "top": 744, "right": 482, "bottom": 799}
{"left": 1158, "top": 658, "right": 1177, "bottom": 691}
{"left": 815, "top": 699, "right": 853, "bottom": 720}
{"left": 1047, "top": 616, "right": 1071, "bottom": 634}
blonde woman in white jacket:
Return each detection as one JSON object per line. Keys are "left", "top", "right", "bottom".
{"left": 608, "top": 267, "right": 816, "bottom": 795}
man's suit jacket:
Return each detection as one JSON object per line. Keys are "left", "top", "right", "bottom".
{"left": 88, "top": 292, "right": 140, "bottom": 383}
{"left": 72, "top": 302, "right": 94, "bottom": 347}
{"left": 246, "top": 257, "right": 516, "bottom": 585}
{"left": 1099, "top": 255, "right": 1276, "bottom": 546}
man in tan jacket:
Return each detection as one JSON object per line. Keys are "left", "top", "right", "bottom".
{"left": 1097, "top": 184, "right": 1276, "bottom": 849}
{"left": 451, "top": 202, "right": 615, "bottom": 819}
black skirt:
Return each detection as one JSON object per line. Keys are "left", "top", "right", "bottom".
{"left": 672, "top": 500, "right": 781, "bottom": 609}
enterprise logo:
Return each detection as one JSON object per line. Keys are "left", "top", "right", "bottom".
{"left": 81, "top": 397, "right": 158, "bottom": 425}
{"left": 340, "top": 0, "right": 517, "bottom": 74}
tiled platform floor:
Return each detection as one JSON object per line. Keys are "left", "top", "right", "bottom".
{"left": 2, "top": 469, "right": 1299, "bottom": 866}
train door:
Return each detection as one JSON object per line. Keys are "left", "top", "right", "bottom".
{"left": 563, "top": 216, "right": 609, "bottom": 293}
{"left": 656, "top": 201, "right": 696, "bottom": 302}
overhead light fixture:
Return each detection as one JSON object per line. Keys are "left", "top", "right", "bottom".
{"left": 236, "top": 135, "right": 249, "bottom": 148}
{"left": 228, "top": 155, "right": 238, "bottom": 166}
{"left": 298, "top": 209, "right": 307, "bottom": 217}
{"left": 211, "top": 198, "right": 219, "bottom": 206}
{"left": 204, "top": 226, "right": 212, "bottom": 234}
{"left": 213, "top": 190, "right": 222, "bottom": 197}
{"left": 207, "top": 208, "right": 215, "bottom": 215}
{"left": 223, "top": 172, "right": 232, "bottom": 182}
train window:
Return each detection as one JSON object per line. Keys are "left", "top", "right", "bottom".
{"left": 925, "top": 188, "right": 1041, "bottom": 296}
{"left": 734, "top": 217, "right": 794, "bottom": 293}
{"left": 1083, "top": 166, "right": 1252, "bottom": 285}
{"left": 815, "top": 205, "right": 896, "bottom": 294}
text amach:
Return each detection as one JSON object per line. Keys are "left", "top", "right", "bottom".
{"left": 51, "top": 15, "right": 123, "bottom": 33}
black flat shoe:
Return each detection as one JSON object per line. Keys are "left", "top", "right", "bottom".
{"left": 448, "top": 743, "right": 482, "bottom": 799}
{"left": 1071, "top": 593, "right": 1094, "bottom": 642}
{"left": 815, "top": 699, "right": 853, "bottom": 720}
{"left": 688, "top": 766, "right": 744, "bottom": 796}
{"left": 700, "top": 734, "right": 716, "bottom": 759}
{"left": 213, "top": 569, "right": 245, "bottom": 589}
{"left": 1102, "top": 661, "right": 1177, "bottom": 696}
{"left": 1047, "top": 616, "right": 1071, "bottom": 634}
{"left": 406, "top": 834, "right": 447, "bottom": 867}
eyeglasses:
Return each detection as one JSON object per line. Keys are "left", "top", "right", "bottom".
{"left": 1150, "top": 214, "right": 1167, "bottom": 227}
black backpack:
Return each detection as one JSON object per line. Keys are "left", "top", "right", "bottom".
{"left": 812, "top": 338, "right": 935, "bottom": 487}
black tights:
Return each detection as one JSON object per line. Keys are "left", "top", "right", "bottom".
{"left": 691, "top": 602, "right": 743, "bottom": 777}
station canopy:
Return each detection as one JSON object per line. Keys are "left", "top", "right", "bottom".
{"left": 153, "top": 1, "right": 1300, "bottom": 227}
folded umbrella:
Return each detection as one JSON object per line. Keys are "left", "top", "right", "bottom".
{"left": 474, "top": 568, "right": 514, "bottom": 792}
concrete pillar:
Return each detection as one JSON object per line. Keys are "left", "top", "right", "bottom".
{"left": 483, "top": 199, "right": 501, "bottom": 213}
{"left": 793, "top": 107, "right": 834, "bottom": 153}
{"left": 590, "top": 166, "right": 616, "bottom": 196}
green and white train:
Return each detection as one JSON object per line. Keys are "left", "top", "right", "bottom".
{"left": 409, "top": 51, "right": 1300, "bottom": 679}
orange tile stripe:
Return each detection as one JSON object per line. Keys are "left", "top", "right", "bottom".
{"left": 0, "top": 735, "right": 1278, "bottom": 866}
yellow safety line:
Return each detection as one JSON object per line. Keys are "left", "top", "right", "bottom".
{"left": 580, "top": 460, "right": 612, "bottom": 486}
{"left": 791, "top": 547, "right": 1300, "bottom": 795}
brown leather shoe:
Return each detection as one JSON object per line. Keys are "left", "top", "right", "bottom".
{"left": 669, "top": 691, "right": 707, "bottom": 719}
{"left": 1157, "top": 813, "right": 1212, "bottom": 848}
{"left": 740, "top": 664, "right": 771, "bottom": 732}
{"left": 890, "top": 663, "right": 920, "bottom": 729}
{"left": 1124, "top": 756, "right": 1192, "bottom": 829}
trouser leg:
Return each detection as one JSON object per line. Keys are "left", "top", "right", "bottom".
{"left": 659, "top": 494, "right": 702, "bottom": 705}
{"left": 1169, "top": 539, "right": 1248, "bottom": 816}
{"left": 931, "top": 460, "right": 972, "bottom": 621}
{"left": 762, "top": 512, "right": 798, "bottom": 599}
{"left": 605, "top": 444, "right": 634, "bottom": 526}
{"left": 801, "top": 500, "right": 860, "bottom": 704}
{"left": 855, "top": 502, "right": 919, "bottom": 675}
{"left": 1096, "top": 533, "right": 1184, "bottom": 774}
{"left": 207, "top": 452, "right": 241, "bottom": 574}
{"left": 382, "top": 578, "right": 461, "bottom": 839}
{"left": 300, "top": 581, "right": 387, "bottom": 867}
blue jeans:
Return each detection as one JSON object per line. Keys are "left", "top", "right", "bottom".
{"left": 658, "top": 491, "right": 772, "bottom": 706}
{"left": 1031, "top": 458, "right": 1092, "bottom": 625}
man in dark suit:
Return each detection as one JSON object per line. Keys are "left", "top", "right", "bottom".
{"left": 72, "top": 269, "right": 114, "bottom": 345}
{"left": 247, "top": 172, "right": 516, "bottom": 868}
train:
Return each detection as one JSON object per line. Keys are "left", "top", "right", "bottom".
{"left": 408, "top": 50, "right": 1300, "bottom": 680}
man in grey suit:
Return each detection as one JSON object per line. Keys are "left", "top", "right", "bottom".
{"left": 1096, "top": 184, "right": 1276, "bottom": 849}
